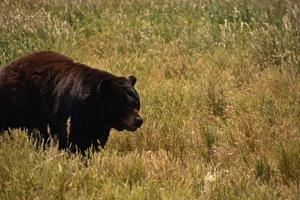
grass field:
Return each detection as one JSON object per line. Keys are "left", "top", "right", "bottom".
{"left": 0, "top": 0, "right": 299, "bottom": 199}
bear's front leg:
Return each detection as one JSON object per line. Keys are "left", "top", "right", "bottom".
{"left": 49, "top": 113, "right": 68, "bottom": 150}
{"left": 69, "top": 114, "right": 110, "bottom": 154}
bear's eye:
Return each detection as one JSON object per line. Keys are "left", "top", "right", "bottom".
{"left": 125, "top": 95, "right": 139, "bottom": 109}
{"left": 127, "top": 90, "right": 136, "bottom": 98}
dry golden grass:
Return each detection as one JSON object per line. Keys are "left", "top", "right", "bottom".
{"left": 0, "top": 0, "right": 299, "bottom": 199}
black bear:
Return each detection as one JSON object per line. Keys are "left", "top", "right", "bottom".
{"left": 0, "top": 51, "right": 143, "bottom": 153}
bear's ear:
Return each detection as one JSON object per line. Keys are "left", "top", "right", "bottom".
{"left": 128, "top": 75, "right": 137, "bottom": 86}
{"left": 97, "top": 78, "right": 113, "bottom": 97}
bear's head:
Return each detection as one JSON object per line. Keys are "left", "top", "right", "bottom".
{"left": 97, "top": 75, "right": 143, "bottom": 131}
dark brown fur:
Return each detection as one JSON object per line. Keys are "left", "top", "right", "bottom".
{"left": 0, "top": 51, "right": 143, "bottom": 153}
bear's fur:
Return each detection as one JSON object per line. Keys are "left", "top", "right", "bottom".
{"left": 0, "top": 51, "right": 143, "bottom": 153}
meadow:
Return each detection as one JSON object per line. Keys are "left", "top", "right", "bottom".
{"left": 0, "top": 0, "right": 299, "bottom": 199}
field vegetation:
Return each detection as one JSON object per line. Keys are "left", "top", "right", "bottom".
{"left": 0, "top": 0, "right": 299, "bottom": 199}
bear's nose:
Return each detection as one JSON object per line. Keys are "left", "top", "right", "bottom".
{"left": 135, "top": 117, "right": 143, "bottom": 127}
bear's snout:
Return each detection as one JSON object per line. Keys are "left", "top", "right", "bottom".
{"left": 122, "top": 109, "right": 143, "bottom": 131}
{"left": 134, "top": 116, "right": 143, "bottom": 127}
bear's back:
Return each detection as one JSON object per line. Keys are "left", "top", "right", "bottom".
{"left": 0, "top": 51, "right": 78, "bottom": 91}
{"left": 0, "top": 51, "right": 90, "bottom": 130}
{"left": 12, "top": 51, "right": 75, "bottom": 66}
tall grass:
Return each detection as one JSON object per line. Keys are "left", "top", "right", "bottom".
{"left": 0, "top": 0, "right": 299, "bottom": 199}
